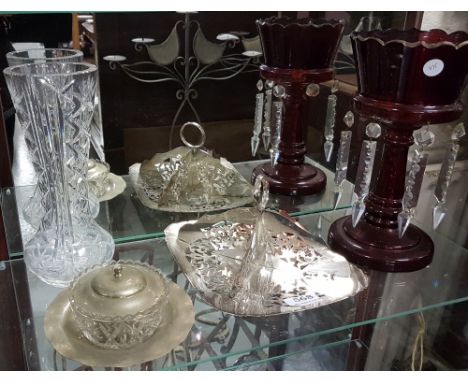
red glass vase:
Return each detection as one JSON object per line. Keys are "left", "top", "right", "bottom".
{"left": 328, "top": 29, "right": 468, "bottom": 272}
{"left": 252, "top": 17, "right": 344, "bottom": 196}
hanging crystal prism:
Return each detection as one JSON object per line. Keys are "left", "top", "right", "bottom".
{"left": 351, "top": 122, "right": 381, "bottom": 227}
{"left": 323, "top": 95, "right": 337, "bottom": 162}
{"left": 397, "top": 127, "right": 435, "bottom": 238}
{"left": 323, "top": 81, "right": 339, "bottom": 162}
{"left": 251, "top": 91, "right": 264, "bottom": 157}
{"left": 333, "top": 111, "right": 354, "bottom": 208}
{"left": 269, "top": 100, "right": 283, "bottom": 167}
{"left": 262, "top": 88, "right": 273, "bottom": 151}
{"left": 433, "top": 122, "right": 465, "bottom": 229}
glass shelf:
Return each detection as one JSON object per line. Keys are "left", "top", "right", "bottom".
{"left": 1, "top": 157, "right": 354, "bottom": 258}
{"left": 7, "top": 208, "right": 468, "bottom": 371}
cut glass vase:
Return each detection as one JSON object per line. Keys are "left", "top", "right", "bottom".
{"left": 6, "top": 48, "right": 100, "bottom": 228}
{"left": 4, "top": 62, "right": 114, "bottom": 286}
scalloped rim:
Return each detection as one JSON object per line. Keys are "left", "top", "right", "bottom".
{"left": 351, "top": 28, "right": 468, "bottom": 49}
{"left": 69, "top": 260, "right": 170, "bottom": 322}
{"left": 256, "top": 16, "right": 345, "bottom": 29}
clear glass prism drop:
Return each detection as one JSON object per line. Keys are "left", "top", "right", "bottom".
{"left": 333, "top": 186, "right": 342, "bottom": 209}
{"left": 397, "top": 209, "right": 413, "bottom": 238}
{"left": 269, "top": 101, "right": 283, "bottom": 166}
{"left": 351, "top": 197, "right": 366, "bottom": 227}
{"left": 262, "top": 131, "right": 271, "bottom": 152}
{"left": 256, "top": 79, "right": 263, "bottom": 92}
{"left": 306, "top": 83, "right": 320, "bottom": 97}
{"left": 433, "top": 202, "right": 448, "bottom": 230}
{"left": 273, "top": 101, "right": 283, "bottom": 139}
{"left": 402, "top": 151, "right": 428, "bottom": 211}
{"left": 451, "top": 122, "right": 466, "bottom": 140}
{"left": 269, "top": 148, "right": 280, "bottom": 167}
{"left": 323, "top": 94, "right": 337, "bottom": 162}
{"left": 365, "top": 122, "right": 381, "bottom": 139}
{"left": 343, "top": 111, "right": 354, "bottom": 128}
{"left": 251, "top": 136, "right": 260, "bottom": 157}
{"left": 434, "top": 142, "right": 460, "bottom": 204}
{"left": 413, "top": 126, "right": 435, "bottom": 147}
{"left": 262, "top": 89, "right": 273, "bottom": 151}
{"left": 354, "top": 140, "right": 377, "bottom": 200}
{"left": 324, "top": 94, "right": 337, "bottom": 141}
{"left": 251, "top": 92, "right": 264, "bottom": 156}
{"left": 334, "top": 130, "right": 352, "bottom": 187}
{"left": 324, "top": 140, "right": 334, "bottom": 162}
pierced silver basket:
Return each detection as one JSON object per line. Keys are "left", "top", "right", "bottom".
{"left": 165, "top": 176, "right": 368, "bottom": 317}
{"left": 129, "top": 122, "right": 254, "bottom": 212}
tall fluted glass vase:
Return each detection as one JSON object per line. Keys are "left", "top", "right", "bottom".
{"left": 5, "top": 48, "right": 100, "bottom": 229}
{"left": 4, "top": 62, "right": 114, "bottom": 286}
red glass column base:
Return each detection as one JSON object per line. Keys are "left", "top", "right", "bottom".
{"left": 328, "top": 216, "right": 434, "bottom": 272}
{"left": 252, "top": 162, "right": 326, "bottom": 196}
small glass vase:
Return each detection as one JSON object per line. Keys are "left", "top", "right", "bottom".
{"left": 4, "top": 62, "right": 114, "bottom": 286}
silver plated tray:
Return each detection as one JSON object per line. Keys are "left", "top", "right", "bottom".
{"left": 44, "top": 281, "right": 194, "bottom": 368}
{"left": 128, "top": 122, "right": 253, "bottom": 213}
{"left": 165, "top": 177, "right": 368, "bottom": 317}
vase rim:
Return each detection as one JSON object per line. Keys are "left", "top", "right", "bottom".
{"left": 351, "top": 28, "right": 468, "bottom": 49}
{"left": 6, "top": 48, "right": 84, "bottom": 61}
{"left": 3, "top": 62, "right": 97, "bottom": 78}
{"left": 257, "top": 16, "right": 345, "bottom": 29}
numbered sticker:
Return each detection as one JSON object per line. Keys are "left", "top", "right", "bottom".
{"left": 423, "top": 59, "right": 444, "bottom": 77}
{"left": 284, "top": 294, "right": 319, "bottom": 307}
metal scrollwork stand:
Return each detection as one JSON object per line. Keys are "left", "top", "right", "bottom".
{"left": 104, "top": 12, "right": 261, "bottom": 149}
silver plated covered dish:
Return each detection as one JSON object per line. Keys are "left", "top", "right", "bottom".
{"left": 69, "top": 260, "right": 168, "bottom": 349}
{"left": 129, "top": 121, "right": 253, "bottom": 212}
{"left": 165, "top": 176, "right": 368, "bottom": 317}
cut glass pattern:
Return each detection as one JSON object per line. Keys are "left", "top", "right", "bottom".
{"left": 4, "top": 62, "right": 114, "bottom": 287}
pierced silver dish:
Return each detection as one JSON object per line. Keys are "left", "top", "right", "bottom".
{"left": 129, "top": 122, "right": 253, "bottom": 213}
{"left": 165, "top": 176, "right": 368, "bottom": 317}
